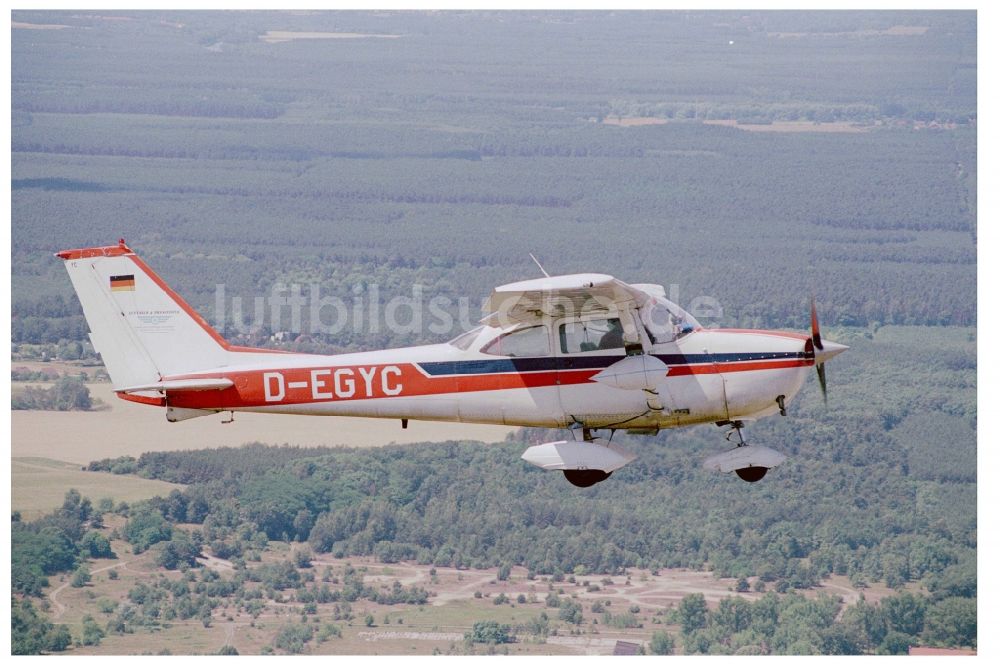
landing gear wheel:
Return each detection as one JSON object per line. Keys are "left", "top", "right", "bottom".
{"left": 563, "top": 469, "right": 612, "bottom": 487}
{"left": 735, "top": 466, "right": 768, "bottom": 483}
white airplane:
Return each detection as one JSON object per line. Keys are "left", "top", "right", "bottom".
{"left": 57, "top": 240, "right": 846, "bottom": 487}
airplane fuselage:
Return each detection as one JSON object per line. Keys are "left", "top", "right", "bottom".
{"left": 151, "top": 328, "right": 813, "bottom": 430}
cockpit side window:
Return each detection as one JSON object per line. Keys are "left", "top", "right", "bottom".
{"left": 481, "top": 325, "right": 550, "bottom": 357}
{"left": 559, "top": 318, "right": 625, "bottom": 353}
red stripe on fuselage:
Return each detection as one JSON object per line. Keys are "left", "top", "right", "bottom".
{"left": 666, "top": 359, "right": 812, "bottom": 376}
{"left": 158, "top": 357, "right": 809, "bottom": 410}
{"left": 165, "top": 365, "right": 600, "bottom": 410}
{"left": 703, "top": 328, "right": 810, "bottom": 341}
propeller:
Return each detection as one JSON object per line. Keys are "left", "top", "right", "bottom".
{"left": 809, "top": 298, "right": 848, "bottom": 406}
{"left": 810, "top": 298, "right": 828, "bottom": 406}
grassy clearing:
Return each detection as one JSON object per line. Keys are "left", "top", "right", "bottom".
{"left": 11, "top": 457, "right": 183, "bottom": 520}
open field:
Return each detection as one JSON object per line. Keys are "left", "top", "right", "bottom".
{"left": 11, "top": 382, "right": 516, "bottom": 464}
{"left": 12, "top": 359, "right": 108, "bottom": 379}
{"left": 768, "top": 25, "right": 930, "bottom": 38}
{"left": 603, "top": 117, "right": 872, "bottom": 133}
{"left": 11, "top": 457, "right": 183, "bottom": 520}
{"left": 12, "top": 372, "right": 514, "bottom": 519}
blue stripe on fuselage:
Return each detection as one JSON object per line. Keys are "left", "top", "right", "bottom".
{"left": 418, "top": 351, "right": 805, "bottom": 376}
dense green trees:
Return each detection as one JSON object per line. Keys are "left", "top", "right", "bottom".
{"left": 155, "top": 530, "right": 201, "bottom": 570}
{"left": 274, "top": 623, "right": 315, "bottom": 654}
{"left": 922, "top": 597, "right": 976, "bottom": 648}
{"left": 467, "top": 621, "right": 514, "bottom": 644}
{"left": 675, "top": 591, "right": 977, "bottom": 654}
{"left": 11, "top": 489, "right": 111, "bottom": 596}
{"left": 121, "top": 407, "right": 973, "bottom": 591}
{"left": 11, "top": 376, "right": 94, "bottom": 411}
{"left": 80, "top": 615, "right": 105, "bottom": 646}
{"left": 123, "top": 505, "right": 173, "bottom": 554}
{"left": 9, "top": 483, "right": 975, "bottom": 654}
{"left": 11, "top": 598, "right": 72, "bottom": 655}
{"left": 650, "top": 630, "right": 675, "bottom": 655}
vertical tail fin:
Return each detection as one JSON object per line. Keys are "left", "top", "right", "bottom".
{"left": 56, "top": 241, "right": 232, "bottom": 389}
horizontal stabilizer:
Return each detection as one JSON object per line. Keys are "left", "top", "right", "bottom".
{"left": 118, "top": 378, "right": 234, "bottom": 393}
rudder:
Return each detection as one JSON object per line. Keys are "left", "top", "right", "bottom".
{"left": 57, "top": 241, "right": 231, "bottom": 389}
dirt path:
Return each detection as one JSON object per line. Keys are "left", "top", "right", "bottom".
{"left": 430, "top": 570, "right": 497, "bottom": 606}
{"left": 362, "top": 561, "right": 427, "bottom": 587}
{"left": 50, "top": 559, "right": 130, "bottom": 619}
{"left": 199, "top": 553, "right": 236, "bottom": 572}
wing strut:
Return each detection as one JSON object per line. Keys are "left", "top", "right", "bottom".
{"left": 528, "top": 253, "right": 550, "bottom": 277}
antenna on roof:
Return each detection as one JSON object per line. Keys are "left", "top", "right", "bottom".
{"left": 529, "top": 253, "right": 551, "bottom": 278}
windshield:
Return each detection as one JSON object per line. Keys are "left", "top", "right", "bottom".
{"left": 640, "top": 297, "right": 700, "bottom": 344}
{"left": 448, "top": 326, "right": 486, "bottom": 351}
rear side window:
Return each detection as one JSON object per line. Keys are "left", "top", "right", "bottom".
{"left": 481, "top": 326, "right": 550, "bottom": 357}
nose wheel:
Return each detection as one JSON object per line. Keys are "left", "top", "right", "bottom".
{"left": 563, "top": 469, "right": 612, "bottom": 487}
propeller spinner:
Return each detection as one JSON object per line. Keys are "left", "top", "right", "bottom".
{"left": 809, "top": 299, "right": 848, "bottom": 405}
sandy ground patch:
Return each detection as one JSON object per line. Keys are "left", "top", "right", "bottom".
{"left": 602, "top": 116, "right": 669, "bottom": 127}
{"left": 703, "top": 120, "right": 870, "bottom": 133}
{"left": 12, "top": 21, "right": 71, "bottom": 30}
{"left": 261, "top": 31, "right": 400, "bottom": 43}
{"left": 11, "top": 382, "right": 515, "bottom": 465}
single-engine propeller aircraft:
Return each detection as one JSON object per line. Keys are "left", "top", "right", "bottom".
{"left": 57, "top": 240, "right": 846, "bottom": 487}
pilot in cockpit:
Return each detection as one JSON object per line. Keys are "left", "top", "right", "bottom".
{"left": 598, "top": 319, "right": 624, "bottom": 350}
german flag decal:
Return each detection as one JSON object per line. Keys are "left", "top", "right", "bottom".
{"left": 110, "top": 274, "right": 136, "bottom": 292}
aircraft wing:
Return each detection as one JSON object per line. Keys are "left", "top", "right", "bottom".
{"left": 481, "top": 273, "right": 656, "bottom": 326}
